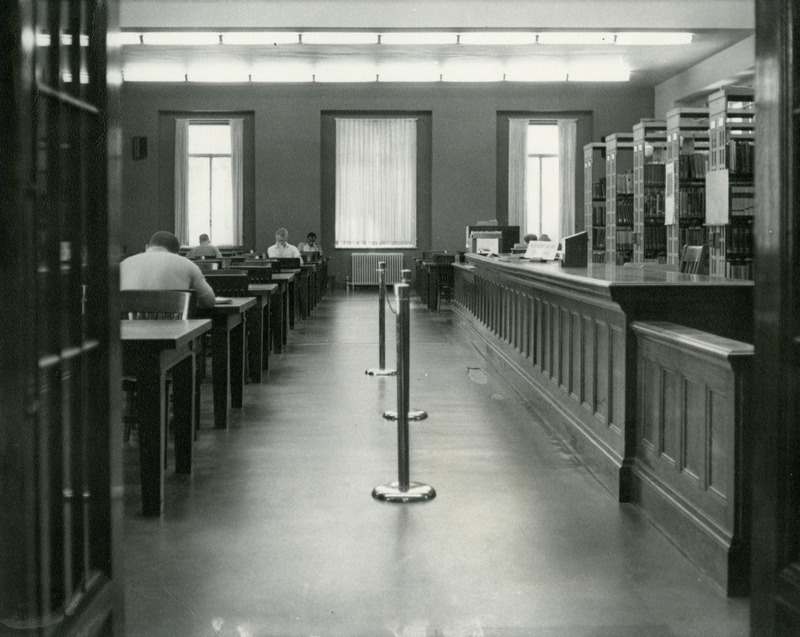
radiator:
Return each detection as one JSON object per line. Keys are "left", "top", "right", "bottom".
{"left": 351, "top": 253, "right": 403, "bottom": 285}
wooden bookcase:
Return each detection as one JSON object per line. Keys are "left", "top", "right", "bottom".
{"left": 583, "top": 142, "right": 607, "bottom": 263}
{"left": 604, "top": 132, "right": 635, "bottom": 265}
{"left": 705, "top": 86, "right": 755, "bottom": 279}
{"left": 665, "top": 108, "right": 710, "bottom": 265}
{"left": 632, "top": 119, "right": 668, "bottom": 264}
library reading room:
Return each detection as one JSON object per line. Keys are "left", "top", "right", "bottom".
{"left": 4, "top": 1, "right": 800, "bottom": 636}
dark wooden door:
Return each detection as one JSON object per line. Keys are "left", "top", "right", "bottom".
{"left": 751, "top": 1, "right": 800, "bottom": 634}
{"left": 0, "top": 1, "right": 122, "bottom": 634}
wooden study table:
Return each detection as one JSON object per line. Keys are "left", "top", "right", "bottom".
{"left": 197, "top": 297, "right": 256, "bottom": 429}
{"left": 247, "top": 283, "right": 279, "bottom": 371}
{"left": 121, "top": 318, "right": 211, "bottom": 516}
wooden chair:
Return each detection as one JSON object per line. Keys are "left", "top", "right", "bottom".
{"left": 120, "top": 290, "right": 194, "bottom": 454}
{"left": 434, "top": 253, "right": 455, "bottom": 305}
{"left": 203, "top": 271, "right": 249, "bottom": 296}
{"left": 679, "top": 244, "right": 709, "bottom": 275}
{"left": 230, "top": 264, "right": 273, "bottom": 284}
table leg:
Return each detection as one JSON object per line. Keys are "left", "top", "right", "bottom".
{"left": 262, "top": 301, "right": 270, "bottom": 371}
{"left": 172, "top": 351, "right": 194, "bottom": 474}
{"left": 246, "top": 305, "right": 263, "bottom": 383}
{"left": 212, "top": 323, "right": 231, "bottom": 429}
{"left": 231, "top": 318, "right": 245, "bottom": 408}
{"left": 137, "top": 359, "right": 165, "bottom": 516}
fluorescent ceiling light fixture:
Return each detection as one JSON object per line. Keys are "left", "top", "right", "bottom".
{"left": 222, "top": 32, "right": 300, "bottom": 45}
{"left": 119, "top": 32, "right": 143, "bottom": 45}
{"left": 440, "top": 59, "right": 504, "bottom": 82}
{"left": 379, "top": 32, "right": 456, "bottom": 45}
{"left": 302, "top": 32, "right": 378, "bottom": 45}
{"left": 537, "top": 32, "right": 614, "bottom": 45}
{"left": 188, "top": 69, "right": 250, "bottom": 83}
{"left": 566, "top": 59, "right": 629, "bottom": 81}
{"left": 314, "top": 60, "right": 377, "bottom": 82}
{"left": 459, "top": 32, "right": 535, "bottom": 45}
{"left": 615, "top": 32, "right": 693, "bottom": 45}
{"left": 36, "top": 33, "right": 90, "bottom": 46}
{"left": 141, "top": 32, "right": 220, "bottom": 46}
{"left": 122, "top": 64, "right": 186, "bottom": 82}
{"left": 377, "top": 60, "right": 439, "bottom": 82}
{"left": 62, "top": 72, "right": 90, "bottom": 84}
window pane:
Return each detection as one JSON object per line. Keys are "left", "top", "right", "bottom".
{"left": 526, "top": 156, "right": 542, "bottom": 235}
{"left": 210, "top": 158, "right": 234, "bottom": 245}
{"left": 528, "top": 123, "right": 558, "bottom": 154}
{"left": 187, "top": 157, "right": 211, "bottom": 242}
{"left": 188, "top": 124, "right": 231, "bottom": 155}
{"left": 540, "top": 156, "right": 560, "bottom": 239}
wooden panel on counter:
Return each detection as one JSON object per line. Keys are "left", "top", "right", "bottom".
{"left": 453, "top": 255, "right": 752, "bottom": 502}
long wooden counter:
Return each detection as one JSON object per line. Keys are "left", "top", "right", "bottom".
{"left": 453, "top": 255, "right": 753, "bottom": 501}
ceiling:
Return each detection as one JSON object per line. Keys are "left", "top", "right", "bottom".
{"left": 118, "top": 0, "right": 755, "bottom": 86}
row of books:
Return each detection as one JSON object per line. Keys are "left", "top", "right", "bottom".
{"left": 642, "top": 226, "right": 667, "bottom": 256}
{"left": 731, "top": 184, "right": 755, "bottom": 216}
{"left": 679, "top": 226, "right": 708, "bottom": 246}
{"left": 723, "top": 261, "right": 754, "bottom": 280}
{"left": 592, "top": 205, "right": 606, "bottom": 226}
{"left": 678, "top": 152, "right": 709, "bottom": 180}
{"left": 724, "top": 223, "right": 754, "bottom": 258}
{"left": 615, "top": 194, "right": 634, "bottom": 226}
{"left": 592, "top": 228, "right": 606, "bottom": 250}
{"left": 592, "top": 178, "right": 606, "bottom": 199}
{"left": 642, "top": 163, "right": 666, "bottom": 187}
{"left": 615, "top": 228, "right": 635, "bottom": 251}
{"left": 727, "top": 139, "right": 754, "bottom": 175}
{"left": 591, "top": 251, "right": 606, "bottom": 263}
{"left": 643, "top": 191, "right": 665, "bottom": 218}
{"left": 677, "top": 186, "right": 706, "bottom": 218}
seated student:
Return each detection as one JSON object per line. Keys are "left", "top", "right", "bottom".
{"left": 120, "top": 231, "right": 216, "bottom": 308}
{"left": 298, "top": 232, "right": 323, "bottom": 256}
{"left": 185, "top": 233, "right": 223, "bottom": 259}
{"left": 267, "top": 228, "right": 303, "bottom": 263}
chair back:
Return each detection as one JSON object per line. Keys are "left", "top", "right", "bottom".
{"left": 230, "top": 265, "right": 273, "bottom": 284}
{"left": 120, "top": 289, "right": 193, "bottom": 320}
{"left": 434, "top": 253, "right": 455, "bottom": 265}
{"left": 196, "top": 261, "right": 220, "bottom": 272}
{"left": 275, "top": 257, "right": 301, "bottom": 270}
{"left": 301, "top": 252, "right": 320, "bottom": 262}
{"left": 203, "top": 271, "right": 249, "bottom": 296}
{"left": 679, "top": 244, "right": 708, "bottom": 275}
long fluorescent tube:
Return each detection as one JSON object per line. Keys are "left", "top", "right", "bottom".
{"left": 122, "top": 65, "right": 186, "bottom": 82}
{"left": 537, "top": 32, "right": 615, "bottom": 45}
{"left": 459, "top": 32, "right": 536, "bottom": 45}
{"left": 141, "top": 32, "right": 220, "bottom": 46}
{"left": 566, "top": 60, "right": 630, "bottom": 81}
{"left": 379, "top": 32, "right": 456, "bottom": 45}
{"left": 615, "top": 32, "right": 693, "bottom": 45}
{"left": 378, "top": 60, "right": 440, "bottom": 82}
{"left": 302, "top": 32, "right": 378, "bottom": 45}
{"left": 440, "top": 59, "right": 504, "bottom": 82}
{"left": 251, "top": 60, "right": 313, "bottom": 82}
{"left": 223, "top": 32, "right": 300, "bottom": 45}
{"left": 120, "top": 32, "right": 143, "bottom": 45}
{"left": 314, "top": 60, "right": 377, "bottom": 82}
{"left": 505, "top": 59, "right": 568, "bottom": 82}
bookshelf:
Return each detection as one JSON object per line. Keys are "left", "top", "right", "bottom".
{"left": 583, "top": 142, "right": 607, "bottom": 263}
{"left": 632, "top": 119, "right": 668, "bottom": 264}
{"left": 605, "top": 132, "right": 635, "bottom": 265}
{"left": 705, "top": 86, "right": 755, "bottom": 279}
{"left": 665, "top": 107, "right": 710, "bottom": 266}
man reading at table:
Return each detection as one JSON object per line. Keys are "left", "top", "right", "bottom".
{"left": 121, "top": 231, "right": 217, "bottom": 308}
{"left": 186, "top": 233, "right": 223, "bottom": 259}
{"left": 267, "top": 228, "right": 303, "bottom": 263}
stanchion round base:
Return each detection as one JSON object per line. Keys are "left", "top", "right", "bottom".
{"left": 383, "top": 409, "right": 428, "bottom": 421}
{"left": 365, "top": 368, "right": 397, "bottom": 376}
{"left": 372, "top": 481, "right": 436, "bottom": 503}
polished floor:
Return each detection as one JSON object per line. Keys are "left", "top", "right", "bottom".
{"left": 122, "top": 288, "right": 750, "bottom": 637}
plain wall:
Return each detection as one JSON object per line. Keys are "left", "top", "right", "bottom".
{"left": 121, "top": 81, "right": 654, "bottom": 279}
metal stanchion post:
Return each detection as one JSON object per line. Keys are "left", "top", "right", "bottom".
{"left": 366, "top": 262, "right": 396, "bottom": 376}
{"left": 372, "top": 283, "right": 436, "bottom": 503}
{"left": 383, "top": 268, "right": 427, "bottom": 421}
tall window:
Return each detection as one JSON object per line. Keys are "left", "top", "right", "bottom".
{"left": 526, "top": 123, "right": 560, "bottom": 238}
{"left": 335, "top": 117, "right": 417, "bottom": 248}
{"left": 175, "top": 118, "right": 243, "bottom": 246}
{"left": 188, "top": 123, "right": 233, "bottom": 244}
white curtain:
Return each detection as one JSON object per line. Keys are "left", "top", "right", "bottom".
{"left": 335, "top": 118, "right": 417, "bottom": 248}
{"left": 230, "top": 118, "right": 244, "bottom": 245}
{"left": 558, "top": 119, "right": 577, "bottom": 238}
{"left": 174, "top": 118, "right": 190, "bottom": 243}
{"left": 508, "top": 118, "right": 529, "bottom": 236}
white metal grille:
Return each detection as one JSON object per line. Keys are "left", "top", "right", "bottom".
{"left": 350, "top": 253, "right": 403, "bottom": 285}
